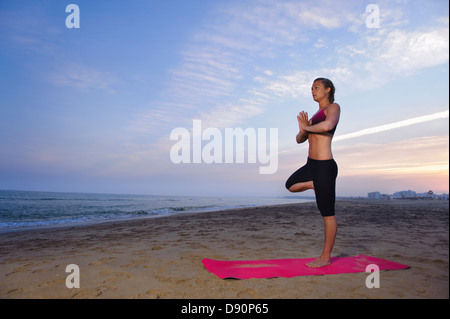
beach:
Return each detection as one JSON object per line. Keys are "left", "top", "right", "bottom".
{"left": 0, "top": 199, "right": 448, "bottom": 299}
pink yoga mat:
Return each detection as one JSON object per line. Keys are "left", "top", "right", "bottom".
{"left": 201, "top": 255, "right": 410, "bottom": 279}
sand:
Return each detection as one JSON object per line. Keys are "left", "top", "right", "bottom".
{"left": 0, "top": 199, "right": 448, "bottom": 299}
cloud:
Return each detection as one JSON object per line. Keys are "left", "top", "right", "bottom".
{"left": 253, "top": 67, "right": 354, "bottom": 100}
{"left": 127, "top": 0, "right": 363, "bottom": 137}
{"left": 296, "top": 7, "right": 344, "bottom": 29}
{"left": 334, "top": 135, "right": 449, "bottom": 178}
{"left": 128, "top": 0, "right": 449, "bottom": 147}
{"left": 336, "top": 6, "right": 449, "bottom": 90}
{"left": 47, "top": 63, "right": 116, "bottom": 90}
{"left": 334, "top": 110, "right": 450, "bottom": 142}
{"left": 197, "top": 103, "right": 265, "bottom": 129}
{"left": 366, "top": 27, "right": 449, "bottom": 76}
{"left": 342, "top": 24, "right": 449, "bottom": 90}
{"left": 279, "top": 109, "right": 449, "bottom": 162}
{"left": 0, "top": 5, "right": 63, "bottom": 56}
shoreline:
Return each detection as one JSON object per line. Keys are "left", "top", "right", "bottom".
{"left": 0, "top": 199, "right": 316, "bottom": 235}
{"left": 2, "top": 196, "right": 444, "bottom": 235}
{"left": 1, "top": 199, "right": 448, "bottom": 299}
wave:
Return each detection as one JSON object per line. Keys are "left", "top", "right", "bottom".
{"left": 0, "top": 190, "right": 312, "bottom": 233}
{"left": 0, "top": 204, "right": 253, "bottom": 231}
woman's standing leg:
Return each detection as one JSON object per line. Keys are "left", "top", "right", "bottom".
{"left": 306, "top": 159, "right": 338, "bottom": 267}
{"left": 306, "top": 216, "right": 337, "bottom": 267}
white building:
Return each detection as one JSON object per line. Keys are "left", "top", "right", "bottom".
{"left": 368, "top": 190, "right": 448, "bottom": 200}
{"left": 368, "top": 192, "right": 381, "bottom": 199}
{"left": 392, "top": 190, "right": 417, "bottom": 199}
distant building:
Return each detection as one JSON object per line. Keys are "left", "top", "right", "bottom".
{"left": 368, "top": 192, "right": 381, "bottom": 199}
{"left": 368, "top": 190, "right": 448, "bottom": 200}
{"left": 392, "top": 190, "right": 417, "bottom": 199}
{"left": 417, "top": 192, "right": 450, "bottom": 200}
{"left": 416, "top": 191, "right": 433, "bottom": 199}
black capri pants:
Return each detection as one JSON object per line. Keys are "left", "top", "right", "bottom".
{"left": 285, "top": 157, "right": 338, "bottom": 217}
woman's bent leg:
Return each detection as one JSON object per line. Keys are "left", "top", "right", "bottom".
{"left": 285, "top": 161, "right": 313, "bottom": 193}
{"left": 287, "top": 181, "right": 314, "bottom": 193}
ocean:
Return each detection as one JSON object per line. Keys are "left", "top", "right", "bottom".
{"left": 0, "top": 190, "right": 312, "bottom": 233}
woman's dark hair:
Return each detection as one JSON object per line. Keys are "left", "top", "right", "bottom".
{"left": 314, "top": 78, "right": 335, "bottom": 103}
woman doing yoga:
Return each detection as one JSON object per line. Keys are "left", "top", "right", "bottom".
{"left": 285, "top": 78, "right": 340, "bottom": 268}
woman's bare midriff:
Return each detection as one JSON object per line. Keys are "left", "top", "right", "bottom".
{"left": 308, "top": 133, "right": 334, "bottom": 160}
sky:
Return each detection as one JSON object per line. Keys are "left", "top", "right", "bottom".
{"left": 0, "top": 0, "right": 448, "bottom": 197}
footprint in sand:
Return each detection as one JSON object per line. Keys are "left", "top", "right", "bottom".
{"left": 100, "top": 270, "right": 132, "bottom": 284}
{"left": 89, "top": 257, "right": 117, "bottom": 266}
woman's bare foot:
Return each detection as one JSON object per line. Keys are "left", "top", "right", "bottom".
{"left": 306, "top": 257, "right": 331, "bottom": 268}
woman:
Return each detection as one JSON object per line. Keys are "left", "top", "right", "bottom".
{"left": 285, "top": 78, "right": 340, "bottom": 268}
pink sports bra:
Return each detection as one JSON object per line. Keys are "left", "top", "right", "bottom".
{"left": 310, "top": 105, "right": 337, "bottom": 135}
